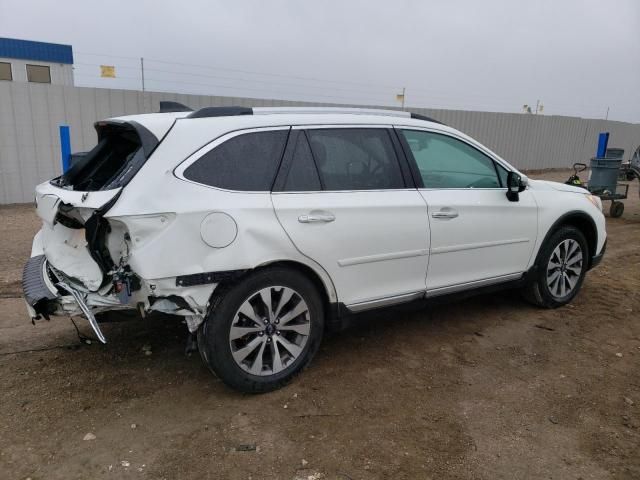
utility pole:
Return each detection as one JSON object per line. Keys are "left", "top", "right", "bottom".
{"left": 605, "top": 106, "right": 609, "bottom": 120}
{"left": 140, "top": 57, "right": 145, "bottom": 92}
{"left": 397, "top": 87, "right": 406, "bottom": 110}
{"left": 534, "top": 99, "right": 540, "bottom": 115}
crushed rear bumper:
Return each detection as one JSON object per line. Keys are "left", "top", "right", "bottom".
{"left": 22, "top": 255, "right": 107, "bottom": 343}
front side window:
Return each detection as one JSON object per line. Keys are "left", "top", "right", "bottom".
{"left": 0, "top": 62, "right": 12, "bottom": 81}
{"left": 306, "top": 128, "right": 404, "bottom": 190}
{"left": 183, "top": 129, "right": 289, "bottom": 191}
{"left": 400, "top": 130, "right": 501, "bottom": 189}
{"left": 26, "top": 64, "right": 51, "bottom": 83}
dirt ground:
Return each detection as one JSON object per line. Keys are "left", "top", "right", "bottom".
{"left": 1, "top": 171, "right": 639, "bottom": 480}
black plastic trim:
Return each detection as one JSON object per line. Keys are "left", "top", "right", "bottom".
{"left": 590, "top": 239, "right": 606, "bottom": 269}
{"left": 272, "top": 129, "right": 301, "bottom": 192}
{"left": 390, "top": 128, "right": 419, "bottom": 188}
{"left": 176, "top": 270, "right": 248, "bottom": 287}
{"left": 125, "top": 120, "right": 160, "bottom": 158}
{"left": 327, "top": 271, "right": 530, "bottom": 332}
{"left": 187, "top": 106, "right": 253, "bottom": 119}
{"left": 394, "top": 128, "right": 425, "bottom": 188}
{"left": 536, "top": 211, "right": 599, "bottom": 269}
{"left": 410, "top": 112, "right": 444, "bottom": 125}
{"left": 159, "top": 101, "right": 193, "bottom": 113}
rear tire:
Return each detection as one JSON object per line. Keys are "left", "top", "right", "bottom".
{"left": 523, "top": 226, "right": 588, "bottom": 308}
{"left": 198, "top": 267, "right": 324, "bottom": 393}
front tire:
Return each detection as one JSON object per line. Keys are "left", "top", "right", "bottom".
{"left": 523, "top": 226, "right": 588, "bottom": 308}
{"left": 198, "top": 267, "right": 324, "bottom": 393}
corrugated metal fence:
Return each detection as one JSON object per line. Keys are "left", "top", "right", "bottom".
{"left": 1, "top": 82, "right": 638, "bottom": 204}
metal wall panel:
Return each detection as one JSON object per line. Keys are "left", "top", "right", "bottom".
{"left": 0, "top": 82, "right": 638, "bottom": 204}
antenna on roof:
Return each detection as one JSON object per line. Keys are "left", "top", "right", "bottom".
{"left": 159, "top": 101, "right": 193, "bottom": 113}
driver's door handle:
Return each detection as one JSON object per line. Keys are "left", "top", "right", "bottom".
{"left": 298, "top": 212, "right": 336, "bottom": 223}
{"left": 432, "top": 209, "right": 459, "bottom": 219}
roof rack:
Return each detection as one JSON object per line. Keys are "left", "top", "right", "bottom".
{"left": 183, "top": 105, "right": 443, "bottom": 124}
{"left": 253, "top": 107, "right": 443, "bottom": 124}
{"left": 159, "top": 101, "right": 193, "bottom": 113}
{"left": 186, "top": 106, "right": 253, "bottom": 119}
{"left": 410, "top": 112, "right": 443, "bottom": 125}
{"left": 252, "top": 107, "right": 411, "bottom": 117}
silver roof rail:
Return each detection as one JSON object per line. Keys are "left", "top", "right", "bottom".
{"left": 252, "top": 107, "right": 412, "bottom": 118}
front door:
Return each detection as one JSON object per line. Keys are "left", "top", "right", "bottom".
{"left": 272, "top": 127, "right": 430, "bottom": 308}
{"left": 396, "top": 128, "right": 538, "bottom": 293}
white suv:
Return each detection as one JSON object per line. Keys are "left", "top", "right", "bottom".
{"left": 23, "top": 105, "right": 606, "bottom": 392}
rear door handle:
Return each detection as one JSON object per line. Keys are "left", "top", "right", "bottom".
{"left": 298, "top": 212, "right": 335, "bottom": 223}
{"left": 432, "top": 209, "right": 459, "bottom": 219}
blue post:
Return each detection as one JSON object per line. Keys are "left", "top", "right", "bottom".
{"left": 59, "top": 125, "right": 71, "bottom": 173}
{"left": 596, "top": 132, "right": 609, "bottom": 158}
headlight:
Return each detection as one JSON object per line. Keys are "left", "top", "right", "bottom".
{"left": 585, "top": 194, "right": 602, "bottom": 212}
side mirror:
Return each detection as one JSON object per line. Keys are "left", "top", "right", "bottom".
{"left": 506, "top": 171, "right": 526, "bottom": 202}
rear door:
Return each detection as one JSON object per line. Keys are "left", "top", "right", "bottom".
{"left": 271, "top": 126, "right": 430, "bottom": 309}
{"left": 397, "top": 128, "right": 538, "bottom": 294}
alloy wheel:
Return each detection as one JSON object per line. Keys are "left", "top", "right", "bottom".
{"left": 546, "top": 239, "right": 583, "bottom": 298}
{"left": 228, "top": 286, "right": 311, "bottom": 376}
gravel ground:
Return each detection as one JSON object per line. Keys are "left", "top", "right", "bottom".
{"left": 1, "top": 171, "right": 639, "bottom": 480}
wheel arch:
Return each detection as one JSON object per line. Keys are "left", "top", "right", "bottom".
{"left": 537, "top": 211, "right": 598, "bottom": 269}
{"left": 255, "top": 259, "right": 338, "bottom": 320}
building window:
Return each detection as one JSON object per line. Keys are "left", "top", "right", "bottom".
{"left": 26, "top": 64, "right": 51, "bottom": 83}
{"left": 0, "top": 62, "right": 12, "bottom": 81}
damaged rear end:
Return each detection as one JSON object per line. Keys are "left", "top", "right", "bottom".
{"left": 23, "top": 113, "right": 202, "bottom": 342}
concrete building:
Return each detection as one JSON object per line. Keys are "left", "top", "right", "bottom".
{"left": 0, "top": 37, "right": 73, "bottom": 86}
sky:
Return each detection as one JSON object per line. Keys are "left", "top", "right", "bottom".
{"left": 1, "top": 0, "right": 639, "bottom": 122}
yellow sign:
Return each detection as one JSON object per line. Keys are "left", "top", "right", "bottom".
{"left": 396, "top": 93, "right": 405, "bottom": 101}
{"left": 100, "top": 65, "right": 116, "bottom": 78}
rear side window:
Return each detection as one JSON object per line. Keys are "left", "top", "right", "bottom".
{"left": 184, "top": 130, "right": 289, "bottom": 191}
{"left": 306, "top": 128, "right": 404, "bottom": 190}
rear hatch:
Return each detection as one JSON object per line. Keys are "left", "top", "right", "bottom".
{"left": 35, "top": 116, "right": 178, "bottom": 291}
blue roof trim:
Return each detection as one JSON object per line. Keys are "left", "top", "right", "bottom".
{"left": 0, "top": 38, "right": 73, "bottom": 64}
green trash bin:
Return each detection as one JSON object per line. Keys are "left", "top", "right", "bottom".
{"left": 589, "top": 157, "right": 622, "bottom": 193}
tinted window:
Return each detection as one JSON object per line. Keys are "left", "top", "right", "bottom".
{"left": 306, "top": 129, "right": 404, "bottom": 190}
{"left": 184, "top": 130, "right": 288, "bottom": 191}
{"left": 283, "top": 132, "right": 321, "bottom": 191}
{"left": 400, "top": 130, "right": 500, "bottom": 189}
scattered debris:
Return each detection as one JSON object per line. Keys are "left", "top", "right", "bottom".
{"left": 83, "top": 432, "right": 96, "bottom": 441}
{"left": 131, "top": 423, "right": 137, "bottom": 429}
{"left": 624, "top": 397, "right": 634, "bottom": 406}
{"left": 616, "top": 352, "right": 623, "bottom": 358}
{"left": 534, "top": 324, "right": 555, "bottom": 332}
{"left": 294, "top": 473, "right": 324, "bottom": 480}
{"left": 548, "top": 416, "right": 559, "bottom": 424}
{"left": 121, "top": 460, "right": 130, "bottom": 467}
{"left": 236, "top": 444, "right": 256, "bottom": 452}
{"left": 302, "top": 459, "right": 308, "bottom": 466}
{"left": 142, "top": 344, "right": 152, "bottom": 356}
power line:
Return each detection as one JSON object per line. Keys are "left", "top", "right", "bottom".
{"left": 75, "top": 51, "right": 403, "bottom": 91}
